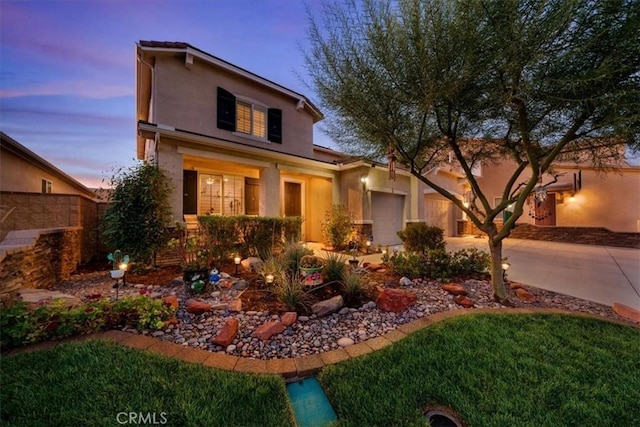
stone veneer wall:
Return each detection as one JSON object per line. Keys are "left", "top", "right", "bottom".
{"left": 458, "top": 220, "right": 640, "bottom": 249}
{"left": 0, "top": 227, "right": 82, "bottom": 304}
{"left": 0, "top": 192, "right": 105, "bottom": 262}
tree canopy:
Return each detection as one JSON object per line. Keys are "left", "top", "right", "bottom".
{"left": 305, "top": 0, "right": 640, "bottom": 300}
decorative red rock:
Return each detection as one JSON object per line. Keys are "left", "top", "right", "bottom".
{"left": 376, "top": 288, "right": 417, "bottom": 313}
{"left": 454, "top": 295, "right": 475, "bottom": 308}
{"left": 253, "top": 321, "right": 285, "bottom": 340}
{"left": 281, "top": 311, "right": 298, "bottom": 327}
{"left": 228, "top": 299, "right": 242, "bottom": 312}
{"left": 163, "top": 295, "right": 179, "bottom": 310}
{"left": 213, "top": 318, "right": 239, "bottom": 347}
{"left": 516, "top": 288, "right": 536, "bottom": 303}
{"left": 185, "top": 299, "right": 212, "bottom": 315}
{"left": 509, "top": 282, "right": 525, "bottom": 290}
{"left": 162, "top": 316, "right": 178, "bottom": 329}
{"left": 441, "top": 283, "right": 467, "bottom": 295}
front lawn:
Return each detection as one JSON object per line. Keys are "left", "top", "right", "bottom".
{"left": 319, "top": 313, "right": 640, "bottom": 427}
{"left": 0, "top": 340, "right": 293, "bottom": 427}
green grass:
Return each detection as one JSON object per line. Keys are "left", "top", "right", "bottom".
{"left": 319, "top": 314, "right": 640, "bottom": 427}
{"left": 0, "top": 340, "right": 294, "bottom": 427}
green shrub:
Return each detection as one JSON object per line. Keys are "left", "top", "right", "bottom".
{"left": 451, "top": 247, "right": 491, "bottom": 278}
{"left": 273, "top": 274, "right": 314, "bottom": 312}
{"left": 341, "top": 270, "right": 367, "bottom": 302}
{"left": 424, "top": 249, "right": 454, "bottom": 281}
{"left": 386, "top": 251, "right": 427, "bottom": 279}
{"left": 323, "top": 251, "right": 347, "bottom": 282}
{"left": 322, "top": 204, "right": 354, "bottom": 250}
{"left": 0, "top": 296, "right": 175, "bottom": 350}
{"left": 280, "top": 240, "right": 313, "bottom": 274}
{"left": 198, "top": 215, "right": 304, "bottom": 260}
{"left": 397, "top": 223, "right": 445, "bottom": 254}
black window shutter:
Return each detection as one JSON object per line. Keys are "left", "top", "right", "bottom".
{"left": 217, "top": 87, "right": 236, "bottom": 131}
{"left": 267, "top": 108, "right": 282, "bottom": 143}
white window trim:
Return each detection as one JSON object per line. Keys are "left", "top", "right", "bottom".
{"left": 41, "top": 178, "right": 53, "bottom": 194}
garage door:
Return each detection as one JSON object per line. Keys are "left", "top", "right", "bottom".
{"left": 371, "top": 192, "right": 404, "bottom": 245}
{"left": 424, "top": 198, "right": 451, "bottom": 236}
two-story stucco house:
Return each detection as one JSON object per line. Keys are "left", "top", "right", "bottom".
{"left": 135, "top": 41, "right": 470, "bottom": 246}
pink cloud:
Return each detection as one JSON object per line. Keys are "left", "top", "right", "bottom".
{"left": 0, "top": 80, "right": 133, "bottom": 99}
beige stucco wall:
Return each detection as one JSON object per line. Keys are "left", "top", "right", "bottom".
{"left": 157, "top": 142, "right": 184, "bottom": 223}
{"left": 0, "top": 149, "right": 88, "bottom": 195}
{"left": 478, "top": 160, "right": 640, "bottom": 232}
{"left": 152, "top": 56, "right": 315, "bottom": 159}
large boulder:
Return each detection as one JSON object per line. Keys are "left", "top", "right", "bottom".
{"left": 376, "top": 288, "right": 417, "bottom": 313}
{"left": 213, "top": 318, "right": 239, "bottom": 347}
{"left": 454, "top": 295, "right": 475, "bottom": 308}
{"left": 441, "top": 283, "right": 467, "bottom": 296}
{"left": 185, "top": 299, "right": 212, "bottom": 315}
{"left": 281, "top": 311, "right": 298, "bottom": 327}
{"left": 311, "top": 295, "right": 344, "bottom": 317}
{"left": 253, "top": 321, "right": 285, "bottom": 340}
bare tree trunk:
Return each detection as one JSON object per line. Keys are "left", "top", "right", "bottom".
{"left": 488, "top": 234, "right": 508, "bottom": 303}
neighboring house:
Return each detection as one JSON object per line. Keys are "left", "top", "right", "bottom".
{"left": 0, "top": 132, "right": 100, "bottom": 260}
{"left": 135, "top": 41, "right": 466, "bottom": 245}
{"left": 477, "top": 158, "right": 640, "bottom": 233}
{"left": 0, "top": 132, "right": 96, "bottom": 198}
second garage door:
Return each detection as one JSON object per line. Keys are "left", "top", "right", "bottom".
{"left": 371, "top": 192, "right": 404, "bottom": 245}
{"left": 424, "top": 198, "right": 452, "bottom": 236}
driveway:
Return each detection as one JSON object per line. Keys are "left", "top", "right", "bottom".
{"left": 445, "top": 237, "right": 640, "bottom": 310}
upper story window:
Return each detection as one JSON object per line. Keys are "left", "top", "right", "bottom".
{"left": 217, "top": 87, "right": 282, "bottom": 143}
{"left": 41, "top": 179, "right": 52, "bottom": 194}
{"left": 236, "top": 100, "right": 266, "bottom": 138}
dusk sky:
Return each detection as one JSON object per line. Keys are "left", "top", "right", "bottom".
{"left": 0, "top": 0, "right": 330, "bottom": 188}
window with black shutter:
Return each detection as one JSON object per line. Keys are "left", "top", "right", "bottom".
{"left": 267, "top": 108, "right": 282, "bottom": 143}
{"left": 217, "top": 87, "right": 236, "bottom": 131}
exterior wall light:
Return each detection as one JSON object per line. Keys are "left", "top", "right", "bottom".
{"left": 568, "top": 194, "right": 576, "bottom": 202}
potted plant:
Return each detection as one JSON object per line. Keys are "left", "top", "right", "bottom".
{"left": 167, "top": 223, "right": 212, "bottom": 291}
{"left": 300, "top": 255, "right": 324, "bottom": 286}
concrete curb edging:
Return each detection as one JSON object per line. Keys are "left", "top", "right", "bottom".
{"left": 4, "top": 308, "right": 639, "bottom": 379}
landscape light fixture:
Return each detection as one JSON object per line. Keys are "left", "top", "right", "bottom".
{"left": 234, "top": 256, "right": 241, "bottom": 275}
{"left": 365, "top": 240, "right": 371, "bottom": 254}
{"left": 501, "top": 261, "right": 510, "bottom": 281}
{"left": 266, "top": 274, "right": 274, "bottom": 285}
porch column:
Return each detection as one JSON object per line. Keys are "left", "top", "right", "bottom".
{"left": 259, "top": 165, "right": 280, "bottom": 217}
{"left": 157, "top": 143, "right": 184, "bottom": 223}
{"left": 332, "top": 172, "right": 341, "bottom": 205}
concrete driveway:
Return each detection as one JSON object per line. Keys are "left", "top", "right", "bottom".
{"left": 445, "top": 237, "right": 640, "bottom": 310}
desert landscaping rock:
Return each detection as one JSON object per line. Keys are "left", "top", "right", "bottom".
{"left": 376, "top": 288, "right": 417, "bottom": 312}
{"left": 52, "top": 269, "right": 635, "bottom": 360}
{"left": 337, "top": 337, "right": 355, "bottom": 347}
{"left": 312, "top": 295, "right": 344, "bottom": 317}
{"left": 186, "top": 299, "right": 212, "bottom": 315}
{"left": 399, "top": 277, "right": 413, "bottom": 286}
{"left": 441, "top": 283, "right": 467, "bottom": 295}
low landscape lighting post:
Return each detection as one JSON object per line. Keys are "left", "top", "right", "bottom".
{"left": 266, "top": 274, "right": 274, "bottom": 285}
{"left": 501, "top": 261, "right": 510, "bottom": 281}
{"left": 234, "top": 256, "right": 241, "bottom": 275}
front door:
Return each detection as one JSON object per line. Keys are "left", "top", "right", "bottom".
{"left": 183, "top": 170, "right": 198, "bottom": 215}
{"left": 284, "top": 182, "right": 302, "bottom": 217}
{"left": 535, "top": 193, "right": 556, "bottom": 226}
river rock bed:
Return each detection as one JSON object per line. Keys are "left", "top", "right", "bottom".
{"left": 56, "top": 271, "right": 632, "bottom": 360}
